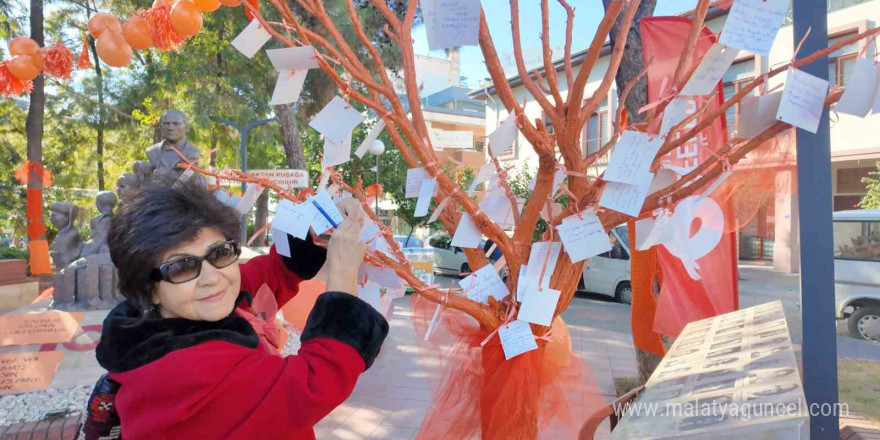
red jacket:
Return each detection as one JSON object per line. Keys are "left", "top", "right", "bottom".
{"left": 95, "top": 238, "right": 389, "bottom": 440}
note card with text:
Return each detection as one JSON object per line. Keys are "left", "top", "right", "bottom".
{"left": 718, "top": 0, "right": 791, "bottom": 57}
{"left": 776, "top": 68, "right": 829, "bottom": 134}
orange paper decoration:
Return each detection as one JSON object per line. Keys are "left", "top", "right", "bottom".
{"left": 87, "top": 12, "right": 122, "bottom": 39}
{"left": 148, "top": 4, "right": 186, "bottom": 51}
{"left": 123, "top": 13, "right": 154, "bottom": 50}
{"left": 77, "top": 34, "right": 93, "bottom": 70}
{"left": 27, "top": 239, "right": 52, "bottom": 275}
{"left": 96, "top": 30, "right": 133, "bottom": 67}
{"left": 193, "top": 0, "right": 221, "bottom": 12}
{"left": 43, "top": 43, "right": 74, "bottom": 79}
{"left": 8, "top": 55, "right": 40, "bottom": 81}
{"left": 14, "top": 161, "right": 52, "bottom": 187}
{"left": 170, "top": 1, "right": 203, "bottom": 37}
{"left": 244, "top": 0, "right": 258, "bottom": 20}
{"left": 27, "top": 221, "right": 47, "bottom": 240}
{"left": 0, "top": 62, "right": 34, "bottom": 97}
{"left": 26, "top": 188, "right": 43, "bottom": 221}
{"left": 8, "top": 37, "right": 41, "bottom": 56}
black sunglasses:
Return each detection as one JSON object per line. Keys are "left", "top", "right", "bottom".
{"left": 150, "top": 240, "right": 241, "bottom": 284}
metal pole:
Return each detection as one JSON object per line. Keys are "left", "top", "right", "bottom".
{"left": 791, "top": 1, "right": 838, "bottom": 437}
{"left": 375, "top": 155, "right": 380, "bottom": 216}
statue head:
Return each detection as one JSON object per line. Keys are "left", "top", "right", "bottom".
{"left": 116, "top": 173, "right": 141, "bottom": 201}
{"left": 160, "top": 109, "right": 189, "bottom": 144}
{"left": 50, "top": 202, "right": 78, "bottom": 230}
{"left": 96, "top": 191, "right": 118, "bottom": 215}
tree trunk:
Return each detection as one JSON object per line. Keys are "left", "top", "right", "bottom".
{"left": 602, "top": 0, "right": 658, "bottom": 124}
{"left": 275, "top": 103, "right": 306, "bottom": 169}
{"left": 603, "top": 0, "right": 663, "bottom": 384}
{"left": 85, "top": 9, "right": 106, "bottom": 190}
{"left": 26, "top": 0, "right": 45, "bottom": 238}
{"left": 253, "top": 190, "right": 269, "bottom": 246}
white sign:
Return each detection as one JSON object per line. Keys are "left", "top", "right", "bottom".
{"left": 429, "top": 128, "right": 474, "bottom": 150}
{"left": 249, "top": 169, "right": 309, "bottom": 188}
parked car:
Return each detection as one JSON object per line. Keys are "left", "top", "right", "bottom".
{"left": 426, "top": 234, "right": 498, "bottom": 276}
{"left": 581, "top": 224, "right": 632, "bottom": 304}
{"left": 833, "top": 209, "right": 880, "bottom": 343}
{"left": 393, "top": 235, "right": 424, "bottom": 249}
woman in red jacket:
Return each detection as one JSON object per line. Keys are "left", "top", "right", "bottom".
{"left": 92, "top": 180, "right": 388, "bottom": 440}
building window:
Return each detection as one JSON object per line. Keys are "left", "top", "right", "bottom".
{"left": 474, "top": 141, "right": 485, "bottom": 151}
{"left": 584, "top": 98, "right": 610, "bottom": 156}
{"left": 828, "top": 32, "right": 859, "bottom": 88}
{"left": 723, "top": 58, "right": 756, "bottom": 138}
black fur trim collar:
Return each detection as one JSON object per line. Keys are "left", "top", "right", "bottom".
{"left": 96, "top": 292, "right": 258, "bottom": 373}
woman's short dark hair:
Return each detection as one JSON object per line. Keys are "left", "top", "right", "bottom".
{"left": 108, "top": 178, "right": 241, "bottom": 315}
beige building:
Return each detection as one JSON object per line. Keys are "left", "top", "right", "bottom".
{"left": 470, "top": 0, "right": 880, "bottom": 273}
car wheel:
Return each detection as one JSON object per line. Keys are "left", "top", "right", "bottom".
{"left": 848, "top": 305, "right": 880, "bottom": 342}
{"left": 615, "top": 281, "right": 633, "bottom": 305}
{"left": 460, "top": 263, "right": 471, "bottom": 276}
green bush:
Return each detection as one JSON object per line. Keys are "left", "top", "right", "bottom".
{"left": 0, "top": 246, "right": 29, "bottom": 260}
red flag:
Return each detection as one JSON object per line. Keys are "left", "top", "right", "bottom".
{"left": 640, "top": 17, "right": 739, "bottom": 337}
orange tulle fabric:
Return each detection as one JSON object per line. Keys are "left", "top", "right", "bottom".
{"left": 409, "top": 294, "right": 607, "bottom": 440}
{"left": 0, "top": 60, "right": 34, "bottom": 97}
{"left": 148, "top": 6, "right": 186, "bottom": 51}
{"left": 43, "top": 43, "right": 74, "bottom": 79}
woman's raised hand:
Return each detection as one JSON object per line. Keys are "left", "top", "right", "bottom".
{"left": 325, "top": 202, "right": 365, "bottom": 295}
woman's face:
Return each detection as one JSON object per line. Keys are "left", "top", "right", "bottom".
{"left": 152, "top": 228, "right": 241, "bottom": 321}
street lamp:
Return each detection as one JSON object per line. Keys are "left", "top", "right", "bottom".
{"left": 368, "top": 139, "right": 385, "bottom": 216}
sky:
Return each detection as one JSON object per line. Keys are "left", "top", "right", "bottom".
{"left": 411, "top": 0, "right": 701, "bottom": 88}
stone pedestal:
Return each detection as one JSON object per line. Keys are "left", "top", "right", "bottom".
{"left": 0, "top": 259, "right": 41, "bottom": 313}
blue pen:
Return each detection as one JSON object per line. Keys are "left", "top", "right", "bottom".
{"left": 310, "top": 197, "right": 339, "bottom": 228}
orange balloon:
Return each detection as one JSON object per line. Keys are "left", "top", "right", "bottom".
{"left": 9, "top": 37, "right": 40, "bottom": 56}
{"left": 170, "top": 1, "right": 203, "bottom": 37}
{"left": 193, "top": 0, "right": 221, "bottom": 12}
{"left": 8, "top": 55, "right": 40, "bottom": 81}
{"left": 88, "top": 13, "right": 122, "bottom": 39}
{"left": 96, "top": 30, "right": 133, "bottom": 67}
{"left": 28, "top": 51, "right": 45, "bottom": 70}
{"left": 122, "top": 15, "right": 154, "bottom": 50}
{"left": 218, "top": 0, "right": 241, "bottom": 7}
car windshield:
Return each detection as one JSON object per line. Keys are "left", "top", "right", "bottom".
{"left": 615, "top": 225, "right": 629, "bottom": 248}
{"left": 395, "top": 236, "right": 424, "bottom": 248}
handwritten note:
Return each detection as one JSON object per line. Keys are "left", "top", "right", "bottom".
{"left": 414, "top": 177, "right": 437, "bottom": 217}
{"left": 272, "top": 228, "right": 291, "bottom": 257}
{"left": 776, "top": 68, "right": 829, "bottom": 134}
{"left": 557, "top": 211, "right": 612, "bottom": 263}
{"left": 0, "top": 312, "right": 83, "bottom": 346}
{"left": 837, "top": 57, "right": 880, "bottom": 117}
{"left": 451, "top": 212, "right": 482, "bottom": 249}
{"left": 524, "top": 241, "right": 562, "bottom": 285}
{"left": 273, "top": 199, "right": 311, "bottom": 240}
{"left": 423, "top": 0, "right": 481, "bottom": 50}
{"left": 479, "top": 190, "right": 516, "bottom": 229}
{"left": 489, "top": 112, "right": 519, "bottom": 157}
{"left": 718, "top": 0, "right": 791, "bottom": 57}
{"left": 309, "top": 96, "right": 365, "bottom": 145}
{"left": 460, "top": 264, "right": 509, "bottom": 304}
{"left": 0, "top": 352, "right": 66, "bottom": 393}
{"left": 739, "top": 91, "right": 782, "bottom": 137}
{"left": 235, "top": 184, "right": 264, "bottom": 215}
{"left": 517, "top": 287, "right": 561, "bottom": 327}
{"left": 659, "top": 98, "right": 690, "bottom": 136}
{"left": 266, "top": 46, "right": 319, "bottom": 71}
{"left": 498, "top": 320, "right": 538, "bottom": 360}
{"left": 231, "top": 20, "right": 272, "bottom": 58}
{"left": 406, "top": 168, "right": 431, "bottom": 198}
{"left": 322, "top": 132, "right": 353, "bottom": 168}
{"left": 359, "top": 264, "right": 404, "bottom": 291}
{"left": 599, "top": 172, "right": 654, "bottom": 217}
{"left": 603, "top": 131, "right": 663, "bottom": 185}
{"left": 681, "top": 44, "right": 739, "bottom": 96}
{"left": 269, "top": 70, "right": 308, "bottom": 106}
{"left": 308, "top": 190, "right": 344, "bottom": 233}
{"left": 355, "top": 120, "right": 386, "bottom": 159}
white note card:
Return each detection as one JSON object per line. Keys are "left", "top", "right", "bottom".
{"left": 423, "top": 0, "right": 481, "bottom": 51}
{"left": 776, "top": 68, "right": 829, "bottom": 134}
{"left": 557, "top": 211, "right": 612, "bottom": 263}
{"left": 603, "top": 132, "right": 663, "bottom": 185}
{"left": 309, "top": 96, "right": 365, "bottom": 145}
{"left": 738, "top": 91, "right": 783, "bottom": 138}
{"left": 524, "top": 242, "right": 562, "bottom": 283}
{"left": 873, "top": 65, "right": 880, "bottom": 114}
{"left": 308, "top": 190, "right": 344, "bottom": 234}
{"left": 355, "top": 119, "right": 385, "bottom": 159}
{"left": 451, "top": 212, "right": 482, "bottom": 249}
{"left": 528, "top": 169, "right": 566, "bottom": 196}
{"left": 517, "top": 287, "right": 561, "bottom": 327}
{"left": 498, "top": 320, "right": 538, "bottom": 360}
{"left": 460, "top": 264, "right": 509, "bottom": 304}
{"left": 359, "top": 264, "right": 404, "bottom": 290}
{"left": 322, "top": 132, "right": 353, "bottom": 168}
{"left": 266, "top": 46, "right": 319, "bottom": 72}
{"left": 269, "top": 70, "right": 308, "bottom": 106}
{"left": 359, "top": 282, "right": 395, "bottom": 317}
{"left": 468, "top": 162, "right": 496, "bottom": 195}
{"left": 272, "top": 228, "right": 291, "bottom": 257}
{"left": 659, "top": 98, "right": 691, "bottom": 136}
{"left": 414, "top": 177, "right": 437, "bottom": 217}
{"left": 489, "top": 112, "right": 518, "bottom": 157}
{"left": 231, "top": 20, "right": 272, "bottom": 58}
{"left": 681, "top": 44, "right": 739, "bottom": 96}
{"left": 273, "top": 199, "right": 311, "bottom": 240}
{"left": 718, "top": 0, "right": 791, "bottom": 57}
{"left": 405, "top": 168, "right": 431, "bottom": 198}
{"left": 599, "top": 172, "right": 653, "bottom": 217}
{"left": 837, "top": 57, "right": 880, "bottom": 117}
{"left": 635, "top": 210, "right": 675, "bottom": 251}
{"left": 234, "top": 184, "right": 264, "bottom": 215}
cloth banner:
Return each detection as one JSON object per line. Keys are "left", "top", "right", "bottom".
{"left": 641, "top": 17, "right": 739, "bottom": 337}
{"left": 627, "top": 218, "right": 665, "bottom": 356}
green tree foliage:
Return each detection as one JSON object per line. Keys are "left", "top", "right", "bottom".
{"left": 859, "top": 161, "right": 880, "bottom": 209}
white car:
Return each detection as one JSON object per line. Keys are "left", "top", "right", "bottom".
{"left": 833, "top": 209, "right": 880, "bottom": 342}
{"left": 581, "top": 224, "right": 632, "bottom": 304}
{"left": 426, "top": 234, "right": 498, "bottom": 276}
